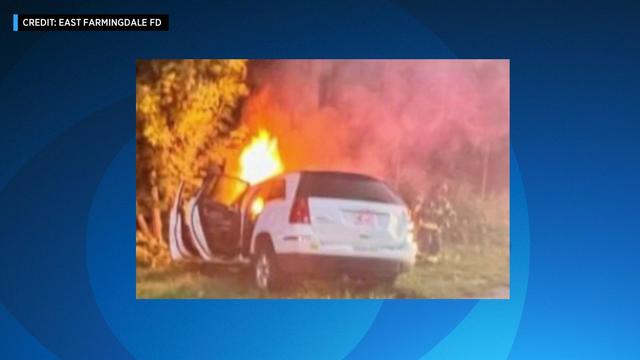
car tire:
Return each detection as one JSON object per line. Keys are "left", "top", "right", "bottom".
{"left": 253, "top": 241, "right": 282, "bottom": 291}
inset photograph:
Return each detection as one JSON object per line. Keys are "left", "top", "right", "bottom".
{"left": 136, "top": 60, "right": 509, "bottom": 299}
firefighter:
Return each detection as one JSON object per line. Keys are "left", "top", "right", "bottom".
{"left": 417, "top": 181, "right": 461, "bottom": 262}
{"left": 411, "top": 192, "right": 442, "bottom": 262}
{"left": 430, "top": 182, "right": 459, "bottom": 243}
{"left": 410, "top": 195, "right": 424, "bottom": 250}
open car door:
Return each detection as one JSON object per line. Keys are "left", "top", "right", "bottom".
{"left": 169, "top": 170, "right": 249, "bottom": 263}
{"left": 169, "top": 181, "right": 194, "bottom": 261}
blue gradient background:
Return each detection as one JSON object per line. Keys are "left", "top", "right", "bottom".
{"left": 1, "top": 1, "right": 638, "bottom": 358}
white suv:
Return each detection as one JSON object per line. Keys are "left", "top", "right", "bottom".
{"left": 169, "top": 171, "right": 417, "bottom": 291}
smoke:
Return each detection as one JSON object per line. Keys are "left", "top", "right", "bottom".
{"left": 241, "top": 60, "right": 509, "bottom": 196}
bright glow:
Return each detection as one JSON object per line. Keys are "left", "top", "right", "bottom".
{"left": 251, "top": 197, "right": 265, "bottom": 217}
{"left": 240, "top": 129, "right": 284, "bottom": 184}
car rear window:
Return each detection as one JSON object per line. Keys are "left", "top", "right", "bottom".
{"left": 297, "top": 172, "right": 403, "bottom": 204}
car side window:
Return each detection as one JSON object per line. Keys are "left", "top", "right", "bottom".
{"left": 242, "top": 186, "right": 260, "bottom": 209}
{"left": 264, "top": 179, "right": 285, "bottom": 202}
{"left": 243, "top": 179, "right": 285, "bottom": 216}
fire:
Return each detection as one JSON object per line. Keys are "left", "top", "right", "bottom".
{"left": 240, "top": 129, "right": 284, "bottom": 184}
{"left": 250, "top": 197, "right": 265, "bottom": 217}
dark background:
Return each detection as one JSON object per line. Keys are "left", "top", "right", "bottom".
{"left": 1, "top": 1, "right": 639, "bottom": 358}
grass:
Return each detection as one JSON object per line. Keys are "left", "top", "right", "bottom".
{"left": 136, "top": 239, "right": 509, "bottom": 299}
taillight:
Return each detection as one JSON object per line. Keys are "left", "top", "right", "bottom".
{"left": 289, "top": 197, "right": 310, "bottom": 224}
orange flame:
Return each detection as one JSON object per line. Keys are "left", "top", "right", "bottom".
{"left": 250, "top": 196, "right": 265, "bottom": 218}
{"left": 240, "top": 130, "right": 284, "bottom": 184}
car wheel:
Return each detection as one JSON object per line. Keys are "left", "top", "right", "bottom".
{"left": 254, "top": 243, "right": 281, "bottom": 291}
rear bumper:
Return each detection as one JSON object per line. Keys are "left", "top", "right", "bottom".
{"left": 276, "top": 253, "right": 413, "bottom": 279}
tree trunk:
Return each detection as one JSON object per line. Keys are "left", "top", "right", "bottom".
{"left": 137, "top": 212, "right": 152, "bottom": 238}
{"left": 147, "top": 170, "right": 164, "bottom": 244}
{"left": 151, "top": 184, "right": 164, "bottom": 244}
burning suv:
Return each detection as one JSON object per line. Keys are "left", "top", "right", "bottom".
{"left": 169, "top": 170, "right": 417, "bottom": 291}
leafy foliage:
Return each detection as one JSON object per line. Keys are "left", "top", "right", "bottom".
{"left": 136, "top": 60, "right": 249, "bottom": 214}
{"left": 136, "top": 60, "right": 249, "bottom": 264}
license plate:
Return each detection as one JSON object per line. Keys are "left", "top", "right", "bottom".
{"left": 355, "top": 212, "right": 375, "bottom": 226}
